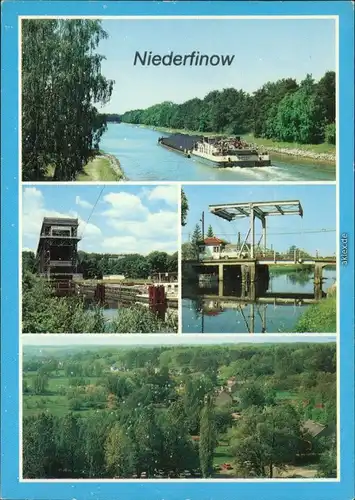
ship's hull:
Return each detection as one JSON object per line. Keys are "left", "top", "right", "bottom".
{"left": 191, "top": 151, "right": 271, "bottom": 168}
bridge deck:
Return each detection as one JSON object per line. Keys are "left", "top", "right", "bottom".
{"left": 187, "top": 258, "right": 336, "bottom": 266}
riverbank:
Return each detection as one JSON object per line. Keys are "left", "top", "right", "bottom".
{"left": 269, "top": 264, "right": 314, "bottom": 275}
{"left": 243, "top": 134, "right": 335, "bottom": 164}
{"left": 76, "top": 152, "right": 126, "bottom": 181}
{"left": 293, "top": 296, "right": 336, "bottom": 333}
{"left": 136, "top": 124, "right": 335, "bottom": 164}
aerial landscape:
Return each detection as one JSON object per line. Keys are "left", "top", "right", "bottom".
{"left": 22, "top": 185, "right": 179, "bottom": 333}
{"left": 22, "top": 18, "right": 335, "bottom": 182}
{"left": 181, "top": 185, "right": 336, "bottom": 334}
{"left": 22, "top": 337, "right": 337, "bottom": 480}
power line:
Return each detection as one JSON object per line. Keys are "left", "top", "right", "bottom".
{"left": 79, "top": 186, "right": 105, "bottom": 239}
{"left": 182, "top": 229, "right": 336, "bottom": 236}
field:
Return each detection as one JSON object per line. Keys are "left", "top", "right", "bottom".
{"left": 23, "top": 371, "right": 102, "bottom": 417}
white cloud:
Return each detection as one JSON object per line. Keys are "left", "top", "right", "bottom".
{"left": 147, "top": 186, "right": 178, "bottom": 206}
{"left": 75, "top": 196, "right": 93, "bottom": 209}
{"left": 101, "top": 235, "right": 177, "bottom": 255}
{"left": 22, "top": 187, "right": 101, "bottom": 250}
{"left": 107, "top": 210, "right": 178, "bottom": 240}
{"left": 101, "top": 191, "right": 148, "bottom": 220}
{"left": 22, "top": 187, "right": 178, "bottom": 255}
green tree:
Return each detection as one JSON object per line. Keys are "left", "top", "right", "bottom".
{"left": 22, "top": 272, "right": 105, "bottom": 333}
{"left": 23, "top": 413, "right": 58, "bottom": 478}
{"left": 199, "top": 395, "right": 217, "bottom": 478}
{"left": 239, "top": 383, "right": 267, "bottom": 409}
{"left": 183, "top": 376, "right": 214, "bottom": 435}
{"left": 160, "top": 400, "right": 199, "bottom": 475}
{"left": 316, "top": 71, "right": 336, "bottom": 124}
{"left": 316, "top": 444, "right": 337, "bottom": 478}
{"left": 131, "top": 406, "right": 163, "bottom": 477}
{"left": 190, "top": 224, "right": 203, "bottom": 260}
{"left": 105, "top": 422, "right": 134, "bottom": 477}
{"left": 32, "top": 373, "right": 49, "bottom": 394}
{"left": 206, "top": 225, "right": 214, "bottom": 238}
{"left": 147, "top": 251, "right": 168, "bottom": 273}
{"left": 81, "top": 412, "right": 115, "bottom": 478}
{"left": 22, "top": 251, "right": 36, "bottom": 274}
{"left": 230, "top": 404, "right": 303, "bottom": 478}
{"left": 56, "top": 413, "right": 82, "bottom": 477}
{"left": 181, "top": 189, "right": 189, "bottom": 226}
{"left": 181, "top": 242, "right": 196, "bottom": 261}
{"left": 22, "top": 19, "right": 114, "bottom": 181}
{"left": 325, "top": 123, "right": 336, "bottom": 145}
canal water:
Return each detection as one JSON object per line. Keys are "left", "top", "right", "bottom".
{"left": 100, "top": 123, "right": 335, "bottom": 181}
{"left": 182, "top": 268, "right": 336, "bottom": 334}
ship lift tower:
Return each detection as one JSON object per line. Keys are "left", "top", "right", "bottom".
{"left": 36, "top": 217, "right": 81, "bottom": 283}
{"left": 209, "top": 200, "right": 303, "bottom": 259}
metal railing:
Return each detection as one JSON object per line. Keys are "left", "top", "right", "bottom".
{"left": 199, "top": 249, "right": 336, "bottom": 263}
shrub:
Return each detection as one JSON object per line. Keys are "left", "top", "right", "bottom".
{"left": 324, "top": 123, "right": 336, "bottom": 145}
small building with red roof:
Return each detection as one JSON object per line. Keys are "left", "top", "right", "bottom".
{"left": 199, "top": 237, "right": 228, "bottom": 260}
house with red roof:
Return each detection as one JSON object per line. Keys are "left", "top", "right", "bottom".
{"left": 199, "top": 237, "right": 228, "bottom": 260}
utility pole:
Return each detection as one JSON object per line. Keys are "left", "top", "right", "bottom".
{"left": 200, "top": 211, "right": 205, "bottom": 240}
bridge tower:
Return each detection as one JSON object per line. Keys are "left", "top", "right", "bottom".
{"left": 209, "top": 200, "right": 303, "bottom": 259}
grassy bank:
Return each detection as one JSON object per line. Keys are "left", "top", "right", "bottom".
{"left": 44, "top": 153, "right": 125, "bottom": 181}
{"left": 294, "top": 297, "right": 336, "bottom": 333}
{"left": 269, "top": 264, "right": 313, "bottom": 275}
{"left": 242, "top": 133, "right": 335, "bottom": 157}
{"left": 76, "top": 153, "right": 125, "bottom": 181}
{"left": 76, "top": 155, "right": 119, "bottom": 181}
{"left": 137, "top": 124, "right": 335, "bottom": 163}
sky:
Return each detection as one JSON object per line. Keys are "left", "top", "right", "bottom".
{"left": 22, "top": 185, "right": 178, "bottom": 255}
{"left": 97, "top": 18, "right": 336, "bottom": 113}
{"left": 182, "top": 184, "right": 336, "bottom": 256}
{"left": 22, "top": 333, "right": 336, "bottom": 347}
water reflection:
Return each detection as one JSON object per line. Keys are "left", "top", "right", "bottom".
{"left": 182, "top": 270, "right": 336, "bottom": 334}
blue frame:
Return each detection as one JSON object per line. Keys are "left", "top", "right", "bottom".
{"left": 1, "top": 1, "right": 354, "bottom": 499}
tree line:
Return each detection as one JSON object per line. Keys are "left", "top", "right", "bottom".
{"left": 22, "top": 250, "right": 178, "bottom": 280}
{"left": 104, "top": 113, "right": 121, "bottom": 123}
{"left": 120, "top": 72, "right": 335, "bottom": 145}
{"left": 23, "top": 343, "right": 336, "bottom": 479}
{"left": 22, "top": 20, "right": 113, "bottom": 181}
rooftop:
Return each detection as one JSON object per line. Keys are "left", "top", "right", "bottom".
{"left": 203, "top": 237, "right": 226, "bottom": 245}
{"left": 303, "top": 420, "right": 326, "bottom": 437}
{"left": 42, "top": 217, "right": 79, "bottom": 227}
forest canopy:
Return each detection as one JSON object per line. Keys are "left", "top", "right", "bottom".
{"left": 22, "top": 250, "right": 178, "bottom": 280}
{"left": 120, "top": 72, "right": 335, "bottom": 145}
{"left": 23, "top": 342, "right": 337, "bottom": 479}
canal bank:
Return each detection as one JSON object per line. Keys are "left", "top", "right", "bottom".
{"left": 99, "top": 123, "right": 335, "bottom": 181}
{"left": 76, "top": 152, "right": 127, "bottom": 181}
{"left": 293, "top": 295, "right": 336, "bottom": 333}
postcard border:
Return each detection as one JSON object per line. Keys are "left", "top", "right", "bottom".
{"left": 1, "top": 1, "right": 354, "bottom": 500}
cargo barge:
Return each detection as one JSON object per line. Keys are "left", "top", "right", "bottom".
{"left": 158, "top": 134, "right": 271, "bottom": 168}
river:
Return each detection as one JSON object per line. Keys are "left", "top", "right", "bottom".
{"left": 100, "top": 123, "right": 335, "bottom": 181}
{"left": 182, "top": 268, "right": 336, "bottom": 334}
